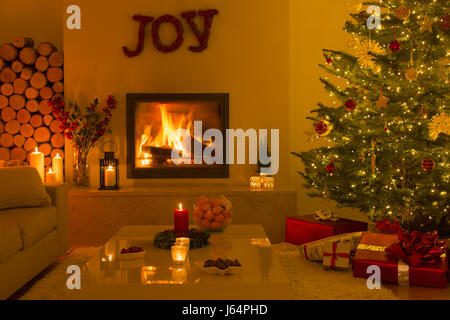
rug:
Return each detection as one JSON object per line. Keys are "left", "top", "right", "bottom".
{"left": 19, "top": 243, "right": 401, "bottom": 300}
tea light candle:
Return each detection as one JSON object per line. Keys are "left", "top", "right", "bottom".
{"left": 46, "top": 168, "right": 56, "bottom": 183}
{"left": 105, "top": 166, "right": 116, "bottom": 187}
{"left": 174, "top": 203, "right": 189, "bottom": 234}
{"left": 171, "top": 245, "right": 187, "bottom": 265}
{"left": 263, "top": 176, "right": 275, "bottom": 190}
{"left": 250, "top": 176, "right": 261, "bottom": 191}
{"left": 52, "top": 153, "right": 64, "bottom": 183}
{"left": 30, "top": 147, "right": 44, "bottom": 181}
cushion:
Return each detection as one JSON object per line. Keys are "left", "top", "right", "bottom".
{"left": 0, "top": 206, "right": 57, "bottom": 249}
{"left": 0, "top": 167, "right": 51, "bottom": 210}
{"left": 0, "top": 222, "right": 22, "bottom": 263}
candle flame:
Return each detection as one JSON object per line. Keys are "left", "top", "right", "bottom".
{"left": 108, "top": 254, "right": 113, "bottom": 262}
{"left": 35, "top": 147, "right": 38, "bottom": 153}
{"left": 179, "top": 203, "right": 183, "bottom": 210}
{"left": 48, "top": 168, "right": 53, "bottom": 173}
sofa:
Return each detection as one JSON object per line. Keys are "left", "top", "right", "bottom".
{"left": 0, "top": 167, "right": 69, "bottom": 299}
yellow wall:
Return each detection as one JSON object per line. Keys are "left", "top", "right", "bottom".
{"left": 0, "top": 0, "right": 63, "bottom": 49}
{"left": 63, "top": 0, "right": 290, "bottom": 188}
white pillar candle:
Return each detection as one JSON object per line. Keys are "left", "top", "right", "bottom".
{"left": 105, "top": 166, "right": 116, "bottom": 187}
{"left": 52, "top": 153, "right": 64, "bottom": 183}
{"left": 30, "top": 147, "right": 44, "bottom": 181}
{"left": 46, "top": 168, "right": 56, "bottom": 183}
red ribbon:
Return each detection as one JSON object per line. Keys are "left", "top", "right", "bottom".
{"left": 386, "top": 230, "right": 446, "bottom": 267}
{"left": 323, "top": 242, "right": 350, "bottom": 270}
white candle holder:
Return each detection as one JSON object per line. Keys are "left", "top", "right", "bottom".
{"left": 171, "top": 266, "right": 188, "bottom": 284}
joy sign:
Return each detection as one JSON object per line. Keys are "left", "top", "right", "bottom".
{"left": 123, "top": 9, "right": 219, "bottom": 56}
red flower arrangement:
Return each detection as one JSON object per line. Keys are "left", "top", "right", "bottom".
{"left": 48, "top": 95, "right": 117, "bottom": 186}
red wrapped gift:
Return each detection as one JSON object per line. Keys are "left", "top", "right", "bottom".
{"left": 353, "top": 232, "right": 448, "bottom": 288}
{"left": 285, "top": 215, "right": 368, "bottom": 246}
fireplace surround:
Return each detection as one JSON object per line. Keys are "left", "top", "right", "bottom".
{"left": 127, "top": 93, "right": 229, "bottom": 179}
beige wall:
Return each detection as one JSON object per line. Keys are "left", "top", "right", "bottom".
{"left": 0, "top": 0, "right": 63, "bottom": 49}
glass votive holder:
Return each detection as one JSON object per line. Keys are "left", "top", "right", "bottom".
{"left": 175, "top": 237, "right": 190, "bottom": 250}
{"left": 171, "top": 245, "right": 188, "bottom": 265}
{"left": 171, "top": 266, "right": 188, "bottom": 284}
{"left": 262, "top": 176, "right": 275, "bottom": 190}
{"left": 250, "top": 176, "right": 261, "bottom": 191}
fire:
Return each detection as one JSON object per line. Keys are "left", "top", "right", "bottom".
{"left": 137, "top": 104, "right": 192, "bottom": 167}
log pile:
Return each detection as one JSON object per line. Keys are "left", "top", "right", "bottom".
{"left": 0, "top": 37, "right": 64, "bottom": 167}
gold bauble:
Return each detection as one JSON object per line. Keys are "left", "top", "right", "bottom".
{"left": 373, "top": 64, "right": 382, "bottom": 73}
{"left": 405, "top": 67, "right": 418, "bottom": 81}
{"left": 395, "top": 5, "right": 410, "bottom": 20}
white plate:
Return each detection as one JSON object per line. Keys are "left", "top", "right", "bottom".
{"left": 196, "top": 261, "right": 242, "bottom": 276}
{"left": 119, "top": 250, "right": 146, "bottom": 260}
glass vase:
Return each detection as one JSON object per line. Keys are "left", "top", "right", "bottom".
{"left": 73, "top": 150, "right": 89, "bottom": 187}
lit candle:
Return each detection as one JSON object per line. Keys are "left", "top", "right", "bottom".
{"left": 52, "top": 153, "right": 64, "bottom": 183}
{"left": 30, "top": 147, "right": 44, "bottom": 181}
{"left": 46, "top": 168, "right": 56, "bottom": 183}
{"left": 171, "top": 245, "right": 187, "bottom": 265}
{"left": 105, "top": 166, "right": 116, "bottom": 187}
{"left": 250, "top": 176, "right": 261, "bottom": 191}
{"left": 174, "top": 203, "right": 189, "bottom": 234}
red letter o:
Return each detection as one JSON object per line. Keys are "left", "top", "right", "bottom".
{"left": 151, "top": 15, "right": 184, "bottom": 53}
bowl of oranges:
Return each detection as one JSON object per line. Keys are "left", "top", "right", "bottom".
{"left": 193, "top": 195, "right": 232, "bottom": 232}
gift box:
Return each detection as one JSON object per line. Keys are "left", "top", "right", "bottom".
{"left": 353, "top": 232, "right": 448, "bottom": 288}
{"left": 299, "top": 232, "right": 362, "bottom": 261}
{"left": 285, "top": 215, "right": 368, "bottom": 246}
{"left": 323, "top": 241, "right": 351, "bottom": 270}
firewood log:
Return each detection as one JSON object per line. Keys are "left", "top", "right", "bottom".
{"left": 11, "top": 61, "right": 23, "bottom": 73}
{"left": 0, "top": 67, "right": 17, "bottom": 83}
{"left": 1, "top": 107, "right": 16, "bottom": 122}
{"left": 25, "top": 99, "right": 39, "bottom": 112}
{"left": 13, "top": 78, "right": 28, "bottom": 95}
{"left": 13, "top": 134, "right": 25, "bottom": 147}
{"left": 0, "top": 95, "right": 8, "bottom": 109}
{"left": 13, "top": 37, "right": 34, "bottom": 49}
{"left": 5, "top": 120, "right": 20, "bottom": 134}
{"left": 39, "top": 86, "right": 53, "bottom": 100}
{"left": 10, "top": 147, "right": 26, "bottom": 161}
{"left": 44, "top": 156, "right": 52, "bottom": 167}
{"left": 23, "top": 137, "right": 36, "bottom": 151}
{"left": 30, "top": 114, "right": 43, "bottom": 127}
{"left": 0, "top": 83, "right": 14, "bottom": 96}
{"left": 35, "top": 56, "right": 49, "bottom": 72}
{"left": 0, "top": 58, "right": 3, "bottom": 71}
{"left": 0, "top": 121, "right": 3, "bottom": 134}
{"left": 19, "top": 47, "right": 37, "bottom": 65}
{"left": 0, "top": 147, "right": 9, "bottom": 160}
{"left": 25, "top": 87, "right": 39, "bottom": 99}
{"left": 37, "top": 42, "right": 56, "bottom": 57}
{"left": 20, "top": 67, "right": 33, "bottom": 80}
{"left": 52, "top": 93, "right": 64, "bottom": 102}
{"left": 51, "top": 148, "right": 64, "bottom": 159}
{"left": 51, "top": 133, "right": 65, "bottom": 148}
{"left": 43, "top": 114, "right": 53, "bottom": 126}
{"left": 0, "top": 133, "right": 14, "bottom": 147}
{"left": 34, "top": 126, "right": 50, "bottom": 142}
{"left": 46, "top": 67, "right": 63, "bottom": 83}
{"left": 48, "top": 52, "right": 63, "bottom": 67}
{"left": 9, "top": 94, "right": 26, "bottom": 110}
{"left": 17, "top": 109, "right": 31, "bottom": 124}
{"left": 39, "top": 143, "right": 52, "bottom": 156}
{"left": 19, "top": 123, "right": 34, "bottom": 138}
{"left": 50, "top": 119, "right": 63, "bottom": 133}
{"left": 52, "top": 81, "right": 64, "bottom": 93}
{"left": 0, "top": 43, "right": 18, "bottom": 61}
{"left": 39, "top": 100, "right": 51, "bottom": 115}
{"left": 30, "top": 71, "right": 47, "bottom": 89}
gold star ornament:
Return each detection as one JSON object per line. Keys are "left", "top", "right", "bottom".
{"left": 418, "top": 13, "right": 435, "bottom": 34}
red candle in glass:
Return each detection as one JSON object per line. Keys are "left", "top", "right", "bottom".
{"left": 174, "top": 203, "right": 189, "bottom": 234}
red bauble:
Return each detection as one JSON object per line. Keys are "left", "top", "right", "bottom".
{"left": 326, "top": 162, "right": 335, "bottom": 174}
{"left": 421, "top": 158, "right": 435, "bottom": 171}
{"left": 326, "top": 58, "right": 332, "bottom": 64}
{"left": 439, "top": 14, "right": 450, "bottom": 31}
{"left": 389, "top": 39, "right": 401, "bottom": 52}
{"left": 314, "top": 120, "right": 330, "bottom": 136}
{"left": 345, "top": 99, "right": 357, "bottom": 111}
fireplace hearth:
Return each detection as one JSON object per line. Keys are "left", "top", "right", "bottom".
{"left": 127, "top": 93, "right": 229, "bottom": 179}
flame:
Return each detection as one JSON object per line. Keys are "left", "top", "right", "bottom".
{"left": 178, "top": 203, "right": 183, "bottom": 210}
{"left": 137, "top": 104, "right": 192, "bottom": 167}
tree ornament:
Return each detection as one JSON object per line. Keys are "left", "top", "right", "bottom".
{"left": 354, "top": 38, "right": 386, "bottom": 70}
{"left": 395, "top": 5, "right": 410, "bottom": 20}
{"left": 344, "top": 99, "right": 357, "bottom": 111}
{"left": 439, "top": 13, "right": 450, "bottom": 31}
{"left": 326, "top": 157, "right": 335, "bottom": 174}
{"left": 384, "top": 122, "right": 389, "bottom": 132}
{"left": 419, "top": 107, "right": 428, "bottom": 119}
{"left": 405, "top": 50, "right": 418, "bottom": 81}
{"left": 389, "top": 39, "right": 401, "bottom": 52}
{"left": 428, "top": 112, "right": 450, "bottom": 140}
{"left": 418, "top": 13, "right": 435, "bottom": 34}
{"left": 373, "top": 64, "right": 382, "bottom": 74}
{"left": 326, "top": 58, "right": 333, "bottom": 64}
{"left": 421, "top": 158, "right": 435, "bottom": 171}
{"left": 376, "top": 87, "right": 389, "bottom": 109}
{"left": 314, "top": 120, "right": 332, "bottom": 136}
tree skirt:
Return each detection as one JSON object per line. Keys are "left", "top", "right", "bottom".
{"left": 19, "top": 244, "right": 400, "bottom": 300}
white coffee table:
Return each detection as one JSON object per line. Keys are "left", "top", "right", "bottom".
{"left": 71, "top": 224, "right": 290, "bottom": 300}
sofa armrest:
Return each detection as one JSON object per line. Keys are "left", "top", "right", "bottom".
{"left": 45, "top": 183, "right": 69, "bottom": 254}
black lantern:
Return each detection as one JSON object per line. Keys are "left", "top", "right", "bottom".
{"left": 99, "top": 141, "right": 119, "bottom": 190}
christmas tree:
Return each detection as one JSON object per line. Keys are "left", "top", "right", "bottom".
{"left": 293, "top": 0, "right": 449, "bottom": 234}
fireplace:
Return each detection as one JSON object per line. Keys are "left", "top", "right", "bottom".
{"left": 127, "top": 93, "right": 229, "bottom": 178}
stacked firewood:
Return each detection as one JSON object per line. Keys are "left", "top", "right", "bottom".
{"left": 0, "top": 36, "right": 64, "bottom": 167}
